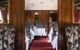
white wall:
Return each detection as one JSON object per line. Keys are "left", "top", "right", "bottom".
{"left": 25, "top": 0, "right": 58, "bottom": 10}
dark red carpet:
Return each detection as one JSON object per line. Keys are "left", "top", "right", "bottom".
{"left": 30, "top": 36, "right": 54, "bottom": 50}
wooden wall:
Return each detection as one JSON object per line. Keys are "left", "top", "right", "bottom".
{"left": 25, "top": 11, "right": 50, "bottom": 24}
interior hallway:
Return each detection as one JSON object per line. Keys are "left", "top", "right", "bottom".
{"left": 0, "top": 0, "right": 80, "bottom": 50}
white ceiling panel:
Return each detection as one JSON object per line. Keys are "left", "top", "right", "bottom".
{"left": 25, "top": 0, "right": 58, "bottom": 10}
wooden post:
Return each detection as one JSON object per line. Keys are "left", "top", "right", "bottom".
{"left": 58, "top": 0, "right": 73, "bottom": 50}
{"left": 9, "top": 0, "right": 25, "bottom": 50}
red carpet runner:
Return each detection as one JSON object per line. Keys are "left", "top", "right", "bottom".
{"left": 30, "top": 36, "right": 54, "bottom": 50}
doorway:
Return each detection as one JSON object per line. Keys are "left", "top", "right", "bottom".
{"left": 24, "top": 0, "right": 58, "bottom": 50}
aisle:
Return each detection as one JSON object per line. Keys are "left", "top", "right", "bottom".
{"left": 30, "top": 36, "right": 54, "bottom": 50}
